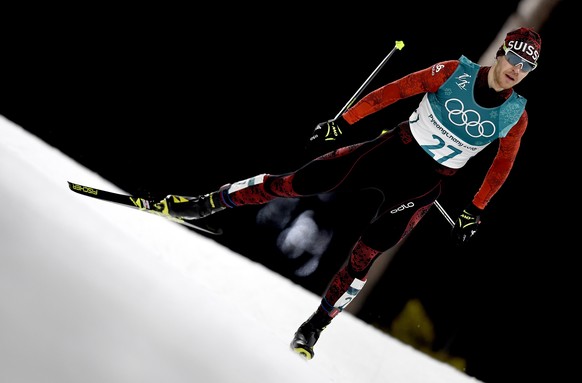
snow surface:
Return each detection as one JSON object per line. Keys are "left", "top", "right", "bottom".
{"left": 0, "top": 114, "right": 483, "bottom": 382}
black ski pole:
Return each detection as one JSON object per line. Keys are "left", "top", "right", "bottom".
{"left": 335, "top": 40, "right": 405, "bottom": 119}
{"left": 335, "top": 40, "right": 454, "bottom": 227}
{"left": 434, "top": 200, "right": 454, "bottom": 227}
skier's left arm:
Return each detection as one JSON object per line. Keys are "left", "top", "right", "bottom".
{"left": 452, "top": 112, "right": 528, "bottom": 245}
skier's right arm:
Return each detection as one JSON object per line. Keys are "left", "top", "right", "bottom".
{"left": 343, "top": 60, "right": 459, "bottom": 124}
{"left": 305, "top": 115, "right": 351, "bottom": 156}
{"left": 306, "top": 60, "right": 459, "bottom": 156}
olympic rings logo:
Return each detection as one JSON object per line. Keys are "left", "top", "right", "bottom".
{"left": 445, "top": 98, "right": 495, "bottom": 138}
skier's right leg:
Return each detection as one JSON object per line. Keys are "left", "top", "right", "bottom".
{"left": 159, "top": 130, "right": 397, "bottom": 220}
{"left": 158, "top": 167, "right": 305, "bottom": 219}
{"left": 157, "top": 173, "right": 277, "bottom": 220}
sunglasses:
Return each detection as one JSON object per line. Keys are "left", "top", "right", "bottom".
{"left": 503, "top": 45, "right": 537, "bottom": 72}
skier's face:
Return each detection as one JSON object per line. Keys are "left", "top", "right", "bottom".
{"left": 491, "top": 55, "right": 530, "bottom": 90}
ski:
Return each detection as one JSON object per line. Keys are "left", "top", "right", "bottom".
{"left": 67, "top": 181, "right": 223, "bottom": 235}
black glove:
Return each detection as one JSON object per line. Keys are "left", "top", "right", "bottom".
{"left": 451, "top": 203, "right": 483, "bottom": 246}
{"left": 305, "top": 115, "right": 350, "bottom": 156}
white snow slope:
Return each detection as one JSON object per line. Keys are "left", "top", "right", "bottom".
{"left": 0, "top": 115, "right": 482, "bottom": 382}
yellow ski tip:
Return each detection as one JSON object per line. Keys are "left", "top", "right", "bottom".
{"left": 292, "top": 347, "right": 314, "bottom": 360}
{"left": 395, "top": 41, "right": 405, "bottom": 50}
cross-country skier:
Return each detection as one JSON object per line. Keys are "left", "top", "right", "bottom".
{"left": 154, "top": 27, "right": 541, "bottom": 360}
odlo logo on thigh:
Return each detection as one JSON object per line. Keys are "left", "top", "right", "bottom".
{"left": 390, "top": 202, "right": 414, "bottom": 214}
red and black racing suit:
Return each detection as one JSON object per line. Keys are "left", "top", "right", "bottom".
{"left": 219, "top": 59, "right": 528, "bottom": 317}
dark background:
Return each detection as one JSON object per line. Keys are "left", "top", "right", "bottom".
{"left": 0, "top": 2, "right": 572, "bottom": 381}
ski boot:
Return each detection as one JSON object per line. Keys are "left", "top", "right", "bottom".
{"left": 290, "top": 310, "right": 332, "bottom": 360}
{"left": 155, "top": 184, "right": 230, "bottom": 220}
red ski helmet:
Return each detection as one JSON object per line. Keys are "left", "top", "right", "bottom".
{"left": 496, "top": 27, "right": 542, "bottom": 68}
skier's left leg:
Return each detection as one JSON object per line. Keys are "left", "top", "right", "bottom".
{"left": 291, "top": 182, "right": 441, "bottom": 359}
{"left": 290, "top": 239, "right": 382, "bottom": 359}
